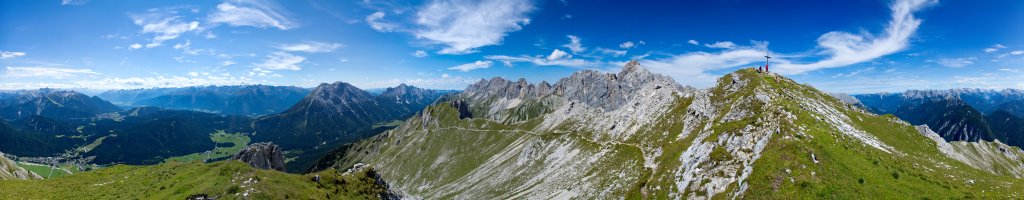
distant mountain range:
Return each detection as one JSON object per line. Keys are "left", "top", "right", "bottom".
{"left": 855, "top": 89, "right": 1024, "bottom": 148}
{"left": 252, "top": 83, "right": 451, "bottom": 172}
{"left": 856, "top": 89, "right": 1024, "bottom": 114}
{"left": 97, "top": 85, "right": 310, "bottom": 116}
{"left": 0, "top": 89, "right": 120, "bottom": 121}
{"left": 0, "top": 83, "right": 450, "bottom": 171}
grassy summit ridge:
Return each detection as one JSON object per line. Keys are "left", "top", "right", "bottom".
{"left": 322, "top": 67, "right": 1024, "bottom": 199}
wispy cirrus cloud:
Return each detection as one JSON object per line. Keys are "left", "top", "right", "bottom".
{"left": 773, "top": 0, "right": 936, "bottom": 74}
{"left": 486, "top": 54, "right": 598, "bottom": 69}
{"left": 414, "top": 0, "right": 534, "bottom": 54}
{"left": 207, "top": 0, "right": 297, "bottom": 30}
{"left": 61, "top": 0, "right": 87, "bottom": 6}
{"left": 4, "top": 67, "right": 100, "bottom": 79}
{"left": 984, "top": 44, "right": 1007, "bottom": 53}
{"left": 595, "top": 47, "right": 627, "bottom": 57}
{"left": 619, "top": 41, "right": 635, "bottom": 49}
{"left": 561, "top": 35, "right": 585, "bottom": 53}
{"left": 412, "top": 50, "right": 429, "bottom": 58}
{"left": 936, "top": 57, "right": 976, "bottom": 68}
{"left": 366, "top": 11, "right": 399, "bottom": 32}
{"left": 0, "top": 51, "right": 27, "bottom": 59}
{"left": 275, "top": 41, "right": 343, "bottom": 53}
{"left": 448, "top": 60, "right": 493, "bottom": 72}
{"left": 640, "top": 0, "right": 936, "bottom": 87}
{"left": 703, "top": 41, "right": 736, "bottom": 49}
{"left": 257, "top": 52, "right": 304, "bottom": 70}
{"left": 365, "top": 73, "right": 478, "bottom": 90}
{"left": 129, "top": 8, "right": 201, "bottom": 48}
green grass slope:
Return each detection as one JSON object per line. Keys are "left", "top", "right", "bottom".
{"left": 739, "top": 69, "right": 1024, "bottom": 199}
{"left": 0, "top": 161, "right": 389, "bottom": 199}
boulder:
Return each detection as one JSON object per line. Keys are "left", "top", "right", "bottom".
{"left": 232, "top": 142, "right": 287, "bottom": 172}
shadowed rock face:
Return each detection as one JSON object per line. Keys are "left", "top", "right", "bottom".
{"left": 233, "top": 142, "right": 286, "bottom": 172}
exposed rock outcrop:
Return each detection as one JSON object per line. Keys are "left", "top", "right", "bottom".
{"left": 233, "top": 142, "right": 287, "bottom": 172}
{"left": 0, "top": 151, "right": 42, "bottom": 180}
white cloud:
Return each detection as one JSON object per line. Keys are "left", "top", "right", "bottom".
{"left": 207, "top": 0, "right": 296, "bottom": 30}
{"left": 595, "top": 47, "right": 627, "bottom": 57}
{"left": 188, "top": 72, "right": 200, "bottom": 77}
{"left": 61, "top": 0, "right": 86, "bottom": 6}
{"left": 562, "top": 35, "right": 586, "bottom": 53}
{"left": 365, "top": 73, "right": 477, "bottom": 90}
{"left": 984, "top": 44, "right": 1007, "bottom": 53}
{"left": 687, "top": 40, "right": 699, "bottom": 45}
{"left": 704, "top": 41, "right": 736, "bottom": 49}
{"left": 640, "top": 0, "right": 935, "bottom": 86}
{"left": 485, "top": 55, "right": 597, "bottom": 69}
{"left": 937, "top": 57, "right": 975, "bottom": 68}
{"left": 546, "top": 49, "right": 571, "bottom": 60}
{"left": 640, "top": 48, "right": 767, "bottom": 87}
{"left": 257, "top": 52, "right": 304, "bottom": 70}
{"left": 413, "top": 50, "right": 429, "bottom": 58}
{"left": 248, "top": 67, "right": 273, "bottom": 76}
{"left": 130, "top": 43, "right": 143, "bottom": 49}
{"left": 619, "top": 41, "right": 635, "bottom": 49}
{"left": 4, "top": 67, "right": 100, "bottom": 79}
{"left": 173, "top": 40, "right": 191, "bottom": 49}
{"left": 129, "top": 9, "right": 200, "bottom": 48}
{"left": 366, "top": 11, "right": 399, "bottom": 32}
{"left": 831, "top": 67, "right": 875, "bottom": 78}
{"left": 0, "top": 51, "right": 26, "bottom": 59}
{"left": 73, "top": 74, "right": 264, "bottom": 90}
{"left": 275, "top": 41, "right": 343, "bottom": 53}
{"left": 222, "top": 60, "right": 237, "bottom": 66}
{"left": 448, "top": 60, "right": 493, "bottom": 72}
{"left": 414, "top": 0, "right": 534, "bottom": 54}
{"left": 1012, "top": 50, "right": 1024, "bottom": 55}
{"left": 771, "top": 0, "right": 936, "bottom": 74}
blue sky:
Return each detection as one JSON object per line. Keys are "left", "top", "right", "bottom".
{"left": 1, "top": 0, "right": 1022, "bottom": 93}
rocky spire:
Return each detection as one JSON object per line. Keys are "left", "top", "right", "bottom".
{"left": 233, "top": 142, "right": 287, "bottom": 172}
{"left": 617, "top": 60, "right": 648, "bottom": 77}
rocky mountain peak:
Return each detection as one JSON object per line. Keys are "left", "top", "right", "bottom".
{"left": 617, "top": 60, "right": 649, "bottom": 77}
{"left": 232, "top": 142, "right": 287, "bottom": 172}
{"left": 464, "top": 76, "right": 549, "bottom": 99}
{"left": 310, "top": 81, "right": 373, "bottom": 102}
{"left": 552, "top": 61, "right": 680, "bottom": 110}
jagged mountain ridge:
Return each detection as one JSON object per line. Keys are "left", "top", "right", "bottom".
{"left": 0, "top": 89, "right": 120, "bottom": 121}
{"left": 855, "top": 89, "right": 1024, "bottom": 114}
{"left": 857, "top": 91, "right": 1024, "bottom": 148}
{"left": 894, "top": 98, "right": 996, "bottom": 142}
{"left": 320, "top": 63, "right": 1024, "bottom": 199}
{"left": 97, "top": 85, "right": 310, "bottom": 116}
{"left": 252, "top": 82, "right": 450, "bottom": 172}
